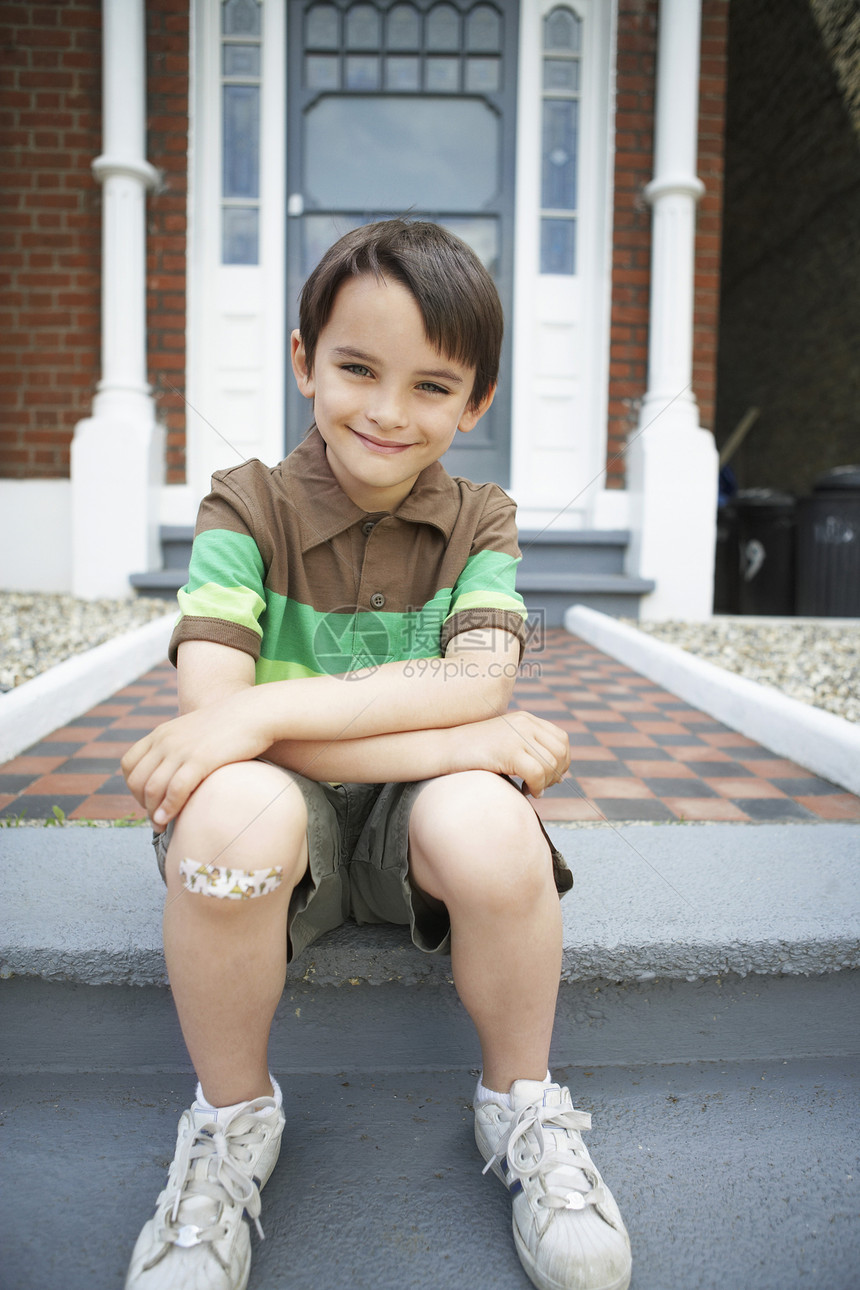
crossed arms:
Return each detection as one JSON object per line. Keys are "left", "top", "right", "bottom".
{"left": 121, "top": 628, "right": 571, "bottom": 827}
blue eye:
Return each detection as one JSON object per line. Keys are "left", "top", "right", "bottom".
{"left": 343, "top": 363, "right": 371, "bottom": 377}
{"left": 418, "top": 382, "right": 448, "bottom": 395}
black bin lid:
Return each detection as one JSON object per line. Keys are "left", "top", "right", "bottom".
{"left": 813, "top": 465, "right": 860, "bottom": 493}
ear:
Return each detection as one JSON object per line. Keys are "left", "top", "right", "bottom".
{"left": 290, "top": 329, "right": 315, "bottom": 398}
{"left": 457, "top": 383, "right": 496, "bottom": 434}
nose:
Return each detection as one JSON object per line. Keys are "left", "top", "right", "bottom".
{"left": 366, "top": 382, "right": 408, "bottom": 432}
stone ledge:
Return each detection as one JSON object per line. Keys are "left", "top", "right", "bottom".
{"left": 3, "top": 822, "right": 858, "bottom": 988}
{"left": 565, "top": 605, "right": 860, "bottom": 795}
{"left": 0, "top": 613, "right": 175, "bottom": 764}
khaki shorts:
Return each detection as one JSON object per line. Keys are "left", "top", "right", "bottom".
{"left": 153, "top": 768, "right": 572, "bottom": 962}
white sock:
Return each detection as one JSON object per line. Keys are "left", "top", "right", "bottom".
{"left": 475, "top": 1070, "right": 553, "bottom": 1109}
{"left": 195, "top": 1075, "right": 282, "bottom": 1121}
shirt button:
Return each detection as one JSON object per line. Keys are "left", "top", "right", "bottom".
{"left": 370, "top": 592, "right": 385, "bottom": 609}
{"left": 362, "top": 520, "right": 375, "bottom": 536}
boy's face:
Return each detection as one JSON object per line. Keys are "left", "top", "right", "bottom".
{"left": 291, "top": 273, "right": 494, "bottom": 512}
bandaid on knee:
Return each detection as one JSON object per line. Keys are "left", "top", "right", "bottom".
{"left": 180, "top": 858, "right": 283, "bottom": 900}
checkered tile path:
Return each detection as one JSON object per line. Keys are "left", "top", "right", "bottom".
{"left": 1, "top": 631, "right": 859, "bottom": 824}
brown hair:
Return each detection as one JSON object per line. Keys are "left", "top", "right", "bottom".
{"left": 297, "top": 220, "right": 503, "bottom": 410}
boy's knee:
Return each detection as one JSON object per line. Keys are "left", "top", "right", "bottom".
{"left": 411, "top": 771, "right": 551, "bottom": 899}
{"left": 168, "top": 761, "right": 308, "bottom": 881}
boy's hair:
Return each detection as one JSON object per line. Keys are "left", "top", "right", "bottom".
{"left": 298, "top": 219, "right": 503, "bottom": 410}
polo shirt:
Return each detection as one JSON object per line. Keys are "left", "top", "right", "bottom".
{"left": 169, "top": 429, "right": 527, "bottom": 680}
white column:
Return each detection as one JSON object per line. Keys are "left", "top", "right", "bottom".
{"left": 71, "top": 0, "right": 163, "bottom": 599}
{"left": 625, "top": 0, "right": 719, "bottom": 620}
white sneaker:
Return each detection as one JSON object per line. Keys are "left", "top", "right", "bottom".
{"left": 475, "top": 1080, "right": 631, "bottom": 1290}
{"left": 125, "top": 1096, "right": 285, "bottom": 1290}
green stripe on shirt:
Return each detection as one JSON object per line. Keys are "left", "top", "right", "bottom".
{"left": 177, "top": 582, "right": 266, "bottom": 638}
{"left": 445, "top": 549, "right": 526, "bottom": 622}
{"left": 258, "top": 588, "right": 453, "bottom": 675}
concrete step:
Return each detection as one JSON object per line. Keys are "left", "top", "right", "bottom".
{"left": 2, "top": 1058, "right": 858, "bottom": 1290}
{"left": 128, "top": 567, "right": 185, "bottom": 596}
{"left": 130, "top": 524, "right": 193, "bottom": 599}
{"left": 3, "top": 822, "right": 858, "bottom": 1290}
{"left": 4, "top": 821, "right": 858, "bottom": 993}
{"left": 517, "top": 530, "right": 654, "bottom": 623}
{"left": 518, "top": 529, "right": 630, "bottom": 575}
{"left": 518, "top": 572, "right": 655, "bottom": 624}
{"left": 159, "top": 523, "right": 194, "bottom": 568}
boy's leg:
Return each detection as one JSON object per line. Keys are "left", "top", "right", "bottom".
{"left": 408, "top": 770, "right": 562, "bottom": 1092}
{"left": 163, "top": 759, "right": 309, "bottom": 1105}
{"left": 408, "top": 771, "right": 631, "bottom": 1290}
{"left": 126, "top": 760, "right": 309, "bottom": 1290}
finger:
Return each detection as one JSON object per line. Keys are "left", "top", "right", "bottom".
{"left": 516, "top": 746, "right": 560, "bottom": 797}
{"left": 124, "top": 741, "right": 174, "bottom": 813}
{"left": 120, "top": 732, "right": 153, "bottom": 786}
{"left": 152, "top": 760, "right": 207, "bottom": 826}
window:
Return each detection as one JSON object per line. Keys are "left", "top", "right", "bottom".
{"left": 302, "top": 0, "right": 502, "bottom": 96}
{"left": 221, "top": 0, "right": 262, "bottom": 264}
{"left": 540, "top": 6, "right": 581, "bottom": 274}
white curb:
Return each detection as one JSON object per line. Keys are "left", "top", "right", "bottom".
{"left": 564, "top": 605, "right": 860, "bottom": 797}
{"left": 0, "top": 613, "right": 175, "bottom": 764}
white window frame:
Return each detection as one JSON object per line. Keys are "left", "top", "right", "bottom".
{"left": 511, "top": 0, "right": 620, "bottom": 531}
{"left": 179, "top": 0, "right": 287, "bottom": 520}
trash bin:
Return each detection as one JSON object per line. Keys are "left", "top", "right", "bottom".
{"left": 735, "top": 489, "right": 796, "bottom": 616}
{"left": 713, "top": 499, "right": 740, "bottom": 614}
{"left": 796, "top": 465, "right": 860, "bottom": 617}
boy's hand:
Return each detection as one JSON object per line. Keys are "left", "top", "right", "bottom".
{"left": 121, "top": 689, "right": 271, "bottom": 826}
{"left": 450, "top": 711, "right": 570, "bottom": 797}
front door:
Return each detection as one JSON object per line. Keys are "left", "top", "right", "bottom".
{"left": 286, "top": 0, "right": 519, "bottom": 485}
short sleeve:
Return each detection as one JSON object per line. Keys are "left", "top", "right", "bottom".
{"left": 440, "top": 489, "right": 527, "bottom": 657}
{"left": 168, "top": 475, "right": 268, "bottom": 666}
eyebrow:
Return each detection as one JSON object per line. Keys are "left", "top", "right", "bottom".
{"left": 332, "top": 346, "right": 465, "bottom": 386}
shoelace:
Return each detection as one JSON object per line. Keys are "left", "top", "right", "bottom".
{"left": 160, "top": 1111, "right": 272, "bottom": 1251}
{"left": 484, "top": 1102, "right": 603, "bottom": 1211}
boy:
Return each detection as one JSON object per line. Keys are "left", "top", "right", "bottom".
{"left": 121, "top": 220, "right": 631, "bottom": 1290}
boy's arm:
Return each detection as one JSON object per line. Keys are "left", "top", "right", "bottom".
{"left": 122, "top": 628, "right": 531, "bottom": 824}
{"left": 160, "top": 633, "right": 566, "bottom": 795}
{"left": 266, "top": 711, "right": 568, "bottom": 797}
{"left": 265, "top": 627, "right": 567, "bottom": 792}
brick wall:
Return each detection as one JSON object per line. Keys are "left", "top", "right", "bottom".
{"left": 606, "top": 0, "right": 729, "bottom": 488}
{"left": 0, "top": 0, "right": 189, "bottom": 484}
{"left": 694, "top": 0, "right": 729, "bottom": 437}
{"left": 0, "top": 0, "right": 102, "bottom": 478}
{"left": 146, "top": 0, "right": 188, "bottom": 485}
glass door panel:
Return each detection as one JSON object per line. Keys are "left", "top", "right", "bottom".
{"left": 287, "top": 0, "right": 518, "bottom": 486}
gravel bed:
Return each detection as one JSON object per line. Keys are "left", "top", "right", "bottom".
{"left": 0, "top": 592, "right": 170, "bottom": 693}
{"left": 628, "top": 617, "right": 860, "bottom": 724}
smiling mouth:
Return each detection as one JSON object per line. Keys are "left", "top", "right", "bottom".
{"left": 353, "top": 430, "right": 414, "bottom": 455}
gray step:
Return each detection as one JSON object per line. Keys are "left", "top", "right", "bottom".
{"left": 4, "top": 823, "right": 858, "bottom": 993}
{"left": 518, "top": 529, "right": 630, "bottom": 575}
{"left": 3, "top": 1058, "right": 858, "bottom": 1290}
{"left": 519, "top": 575, "right": 655, "bottom": 624}
{"left": 130, "top": 525, "right": 193, "bottom": 598}
{"left": 3, "top": 824, "right": 858, "bottom": 1290}
{"left": 160, "top": 523, "right": 194, "bottom": 568}
{"left": 129, "top": 568, "right": 186, "bottom": 596}
{"left": 518, "top": 531, "right": 652, "bottom": 623}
